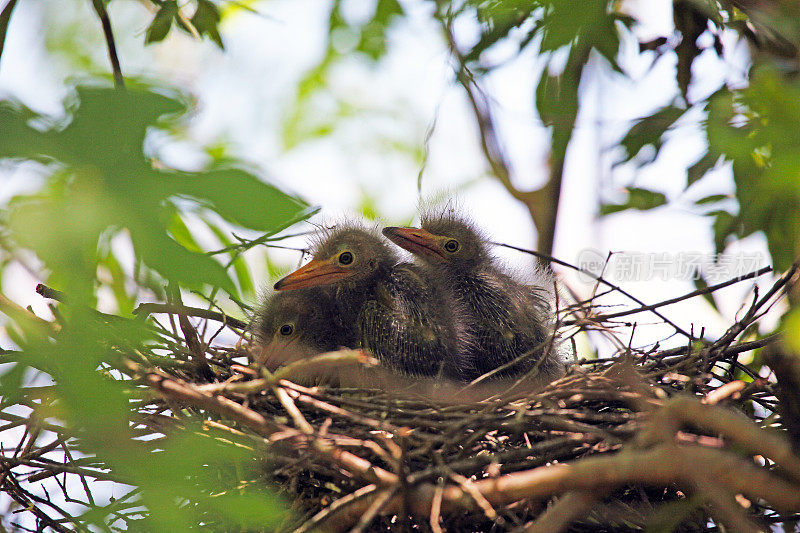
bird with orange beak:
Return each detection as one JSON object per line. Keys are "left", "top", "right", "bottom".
{"left": 383, "top": 208, "right": 566, "bottom": 382}
{"left": 273, "top": 222, "right": 468, "bottom": 380}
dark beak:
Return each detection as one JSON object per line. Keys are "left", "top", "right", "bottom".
{"left": 382, "top": 226, "right": 447, "bottom": 260}
{"left": 274, "top": 258, "right": 353, "bottom": 290}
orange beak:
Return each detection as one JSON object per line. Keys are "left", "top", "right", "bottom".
{"left": 382, "top": 226, "right": 447, "bottom": 261}
{"left": 274, "top": 258, "right": 353, "bottom": 290}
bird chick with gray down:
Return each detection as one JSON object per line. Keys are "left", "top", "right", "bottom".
{"left": 383, "top": 208, "right": 565, "bottom": 382}
{"left": 273, "top": 222, "right": 468, "bottom": 380}
{"left": 249, "top": 287, "right": 346, "bottom": 372}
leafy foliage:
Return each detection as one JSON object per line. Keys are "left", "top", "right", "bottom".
{"left": 705, "top": 67, "right": 800, "bottom": 271}
{"left": 1, "top": 85, "right": 309, "bottom": 299}
{"left": 601, "top": 2, "right": 800, "bottom": 277}
{"left": 0, "top": 81, "right": 307, "bottom": 529}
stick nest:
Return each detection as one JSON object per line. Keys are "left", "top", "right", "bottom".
{"left": 4, "top": 262, "right": 800, "bottom": 532}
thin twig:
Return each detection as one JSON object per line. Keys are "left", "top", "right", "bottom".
{"left": 90, "top": 0, "right": 125, "bottom": 89}
{"left": 495, "top": 242, "right": 697, "bottom": 339}
{"left": 133, "top": 302, "right": 248, "bottom": 330}
{"left": 587, "top": 265, "right": 772, "bottom": 322}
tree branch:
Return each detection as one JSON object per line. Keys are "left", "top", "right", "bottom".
{"left": 0, "top": 0, "right": 18, "bottom": 68}
{"left": 90, "top": 0, "right": 125, "bottom": 89}
{"left": 436, "top": 9, "right": 588, "bottom": 257}
{"left": 335, "top": 444, "right": 800, "bottom": 527}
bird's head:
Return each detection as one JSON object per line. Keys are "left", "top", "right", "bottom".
{"left": 274, "top": 223, "right": 397, "bottom": 291}
{"left": 383, "top": 209, "right": 489, "bottom": 271}
{"left": 251, "top": 288, "right": 339, "bottom": 368}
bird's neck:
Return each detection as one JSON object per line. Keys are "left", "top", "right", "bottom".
{"left": 334, "top": 264, "right": 390, "bottom": 321}
{"left": 435, "top": 260, "right": 483, "bottom": 281}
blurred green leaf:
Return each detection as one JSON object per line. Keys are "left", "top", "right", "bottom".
{"left": 356, "top": 191, "right": 381, "bottom": 221}
{"left": 0, "top": 362, "right": 27, "bottom": 407}
{"left": 535, "top": 70, "right": 561, "bottom": 126}
{"left": 465, "top": 2, "right": 536, "bottom": 63}
{"left": 101, "top": 248, "right": 136, "bottom": 316}
{"left": 0, "top": 85, "right": 309, "bottom": 294}
{"left": 694, "top": 194, "right": 729, "bottom": 205}
{"left": 146, "top": 0, "right": 178, "bottom": 44}
{"left": 204, "top": 217, "right": 255, "bottom": 300}
{"left": 673, "top": 0, "right": 708, "bottom": 102}
{"left": 204, "top": 487, "right": 286, "bottom": 528}
{"left": 706, "top": 66, "right": 800, "bottom": 269}
{"left": 158, "top": 168, "right": 308, "bottom": 233}
{"left": 167, "top": 208, "right": 204, "bottom": 253}
{"left": 356, "top": 0, "right": 404, "bottom": 60}
{"left": 191, "top": 0, "right": 224, "bottom": 49}
{"left": 619, "top": 105, "right": 685, "bottom": 164}
{"left": 0, "top": 79, "right": 296, "bottom": 530}
{"left": 600, "top": 187, "right": 668, "bottom": 216}
{"left": 686, "top": 151, "right": 721, "bottom": 186}
{"left": 282, "top": 0, "right": 406, "bottom": 148}
{"left": 692, "top": 275, "right": 718, "bottom": 309}
{"left": 708, "top": 209, "right": 738, "bottom": 253}
{"left": 784, "top": 309, "right": 800, "bottom": 355}
{"left": 264, "top": 253, "right": 287, "bottom": 281}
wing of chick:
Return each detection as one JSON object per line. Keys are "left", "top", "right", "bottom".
{"left": 358, "top": 264, "right": 457, "bottom": 379}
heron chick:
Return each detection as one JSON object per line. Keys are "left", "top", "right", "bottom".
{"left": 250, "top": 287, "right": 345, "bottom": 372}
{"left": 383, "top": 208, "right": 566, "bottom": 382}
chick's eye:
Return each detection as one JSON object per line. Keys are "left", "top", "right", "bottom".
{"left": 338, "top": 251, "right": 353, "bottom": 265}
{"left": 279, "top": 324, "right": 294, "bottom": 336}
{"left": 444, "top": 239, "right": 460, "bottom": 253}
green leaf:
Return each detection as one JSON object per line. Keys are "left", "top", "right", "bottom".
{"left": 694, "top": 194, "right": 730, "bottom": 205}
{"left": 167, "top": 208, "right": 204, "bottom": 253}
{"left": 784, "top": 309, "right": 800, "bottom": 355}
{"left": 706, "top": 67, "right": 800, "bottom": 270}
{"left": 203, "top": 218, "right": 255, "bottom": 300}
{"left": 619, "top": 105, "right": 685, "bottom": 164}
{"left": 204, "top": 489, "right": 285, "bottom": 528}
{"left": 145, "top": 0, "right": 179, "bottom": 44}
{"left": 0, "top": 85, "right": 309, "bottom": 295}
{"left": 708, "top": 209, "right": 737, "bottom": 253}
{"left": 101, "top": 249, "right": 136, "bottom": 316}
{"left": 686, "top": 151, "right": 720, "bottom": 186}
{"left": 154, "top": 168, "right": 309, "bottom": 234}
{"left": 356, "top": 0, "right": 404, "bottom": 61}
{"left": 692, "top": 275, "right": 718, "bottom": 310}
{"left": 673, "top": 0, "right": 708, "bottom": 102}
{"left": 535, "top": 70, "right": 561, "bottom": 126}
{"left": 540, "top": 0, "right": 622, "bottom": 55}
{"left": 465, "top": 3, "right": 535, "bottom": 63}
{"left": 191, "top": 0, "right": 224, "bottom": 49}
{"left": 356, "top": 191, "right": 381, "bottom": 221}
{"left": 0, "top": 362, "right": 27, "bottom": 407}
{"left": 128, "top": 212, "right": 235, "bottom": 293}
{"left": 600, "top": 187, "right": 668, "bottom": 216}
